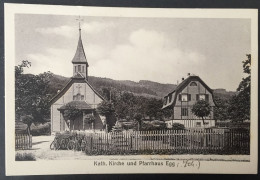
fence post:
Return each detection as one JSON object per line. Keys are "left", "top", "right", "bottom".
{"left": 90, "top": 135, "right": 93, "bottom": 152}
{"left": 130, "top": 132, "right": 133, "bottom": 150}
{"left": 29, "top": 135, "right": 31, "bottom": 149}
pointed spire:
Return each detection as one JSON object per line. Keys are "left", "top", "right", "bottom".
{"left": 72, "top": 16, "right": 88, "bottom": 65}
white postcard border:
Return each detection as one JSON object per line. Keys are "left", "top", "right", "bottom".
{"left": 4, "top": 3, "right": 258, "bottom": 175}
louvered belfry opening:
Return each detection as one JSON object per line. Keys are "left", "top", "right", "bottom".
{"left": 72, "top": 27, "right": 89, "bottom": 80}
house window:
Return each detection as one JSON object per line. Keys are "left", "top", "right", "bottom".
{"left": 199, "top": 94, "right": 206, "bottom": 100}
{"left": 196, "top": 122, "right": 201, "bottom": 127}
{"left": 169, "top": 94, "right": 172, "bottom": 102}
{"left": 196, "top": 94, "right": 209, "bottom": 102}
{"left": 181, "top": 108, "right": 188, "bottom": 116}
{"left": 179, "top": 94, "right": 191, "bottom": 101}
{"left": 164, "top": 97, "right": 167, "bottom": 105}
{"left": 190, "top": 82, "right": 197, "bottom": 86}
{"left": 181, "top": 94, "right": 188, "bottom": 101}
{"left": 78, "top": 65, "right": 81, "bottom": 72}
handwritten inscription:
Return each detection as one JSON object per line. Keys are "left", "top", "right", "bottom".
{"left": 166, "top": 160, "right": 200, "bottom": 169}
{"left": 94, "top": 160, "right": 200, "bottom": 169}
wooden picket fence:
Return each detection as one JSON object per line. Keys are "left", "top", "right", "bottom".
{"left": 15, "top": 134, "right": 32, "bottom": 150}
{"left": 84, "top": 129, "right": 250, "bottom": 155}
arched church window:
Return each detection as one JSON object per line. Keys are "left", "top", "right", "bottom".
{"left": 78, "top": 65, "right": 81, "bottom": 72}
{"left": 75, "top": 66, "right": 77, "bottom": 72}
{"left": 190, "top": 82, "right": 197, "bottom": 86}
{"left": 82, "top": 66, "right": 85, "bottom": 72}
{"left": 73, "top": 93, "right": 84, "bottom": 101}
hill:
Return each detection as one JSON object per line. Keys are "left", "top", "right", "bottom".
{"left": 213, "top": 88, "right": 236, "bottom": 100}
{"left": 48, "top": 74, "right": 235, "bottom": 100}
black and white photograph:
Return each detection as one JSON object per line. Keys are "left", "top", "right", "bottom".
{"left": 4, "top": 3, "right": 258, "bottom": 175}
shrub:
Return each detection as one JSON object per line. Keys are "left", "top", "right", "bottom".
{"left": 15, "top": 152, "right": 36, "bottom": 161}
{"left": 141, "top": 120, "right": 167, "bottom": 131}
{"left": 171, "top": 123, "right": 185, "bottom": 130}
{"left": 31, "top": 122, "right": 51, "bottom": 136}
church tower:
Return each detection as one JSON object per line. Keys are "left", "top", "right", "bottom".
{"left": 72, "top": 22, "right": 89, "bottom": 80}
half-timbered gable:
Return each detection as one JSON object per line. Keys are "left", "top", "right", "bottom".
{"left": 162, "top": 75, "right": 216, "bottom": 128}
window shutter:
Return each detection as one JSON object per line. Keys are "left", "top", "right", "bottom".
{"left": 178, "top": 94, "right": 181, "bottom": 101}
{"left": 196, "top": 94, "right": 199, "bottom": 100}
{"left": 205, "top": 94, "right": 209, "bottom": 102}
{"left": 188, "top": 94, "right": 191, "bottom": 101}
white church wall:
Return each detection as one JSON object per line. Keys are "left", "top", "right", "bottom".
{"left": 51, "top": 104, "right": 62, "bottom": 132}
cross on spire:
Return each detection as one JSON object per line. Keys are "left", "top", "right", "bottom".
{"left": 76, "top": 16, "right": 84, "bottom": 33}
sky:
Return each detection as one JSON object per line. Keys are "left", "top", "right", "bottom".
{"left": 15, "top": 14, "right": 251, "bottom": 91}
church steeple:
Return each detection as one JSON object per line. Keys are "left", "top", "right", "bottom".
{"left": 72, "top": 17, "right": 89, "bottom": 80}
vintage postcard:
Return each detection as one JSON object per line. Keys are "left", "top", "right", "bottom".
{"left": 4, "top": 3, "right": 258, "bottom": 175}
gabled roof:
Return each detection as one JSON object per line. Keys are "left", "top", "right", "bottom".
{"left": 71, "top": 32, "right": 89, "bottom": 66}
{"left": 162, "top": 75, "right": 214, "bottom": 109}
{"left": 49, "top": 78, "right": 104, "bottom": 105}
{"left": 72, "top": 72, "right": 85, "bottom": 79}
{"left": 58, "top": 101, "right": 92, "bottom": 110}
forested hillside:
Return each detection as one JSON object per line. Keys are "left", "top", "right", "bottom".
{"left": 48, "top": 74, "right": 234, "bottom": 100}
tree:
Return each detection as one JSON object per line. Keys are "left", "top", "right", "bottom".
{"left": 162, "top": 108, "right": 173, "bottom": 120}
{"left": 97, "top": 101, "right": 116, "bottom": 131}
{"left": 97, "top": 101, "right": 115, "bottom": 116}
{"left": 228, "top": 54, "right": 251, "bottom": 122}
{"left": 134, "top": 113, "right": 142, "bottom": 130}
{"left": 15, "top": 60, "right": 53, "bottom": 135}
{"left": 213, "top": 95, "right": 229, "bottom": 121}
{"left": 21, "top": 115, "right": 33, "bottom": 136}
{"left": 191, "top": 100, "right": 211, "bottom": 125}
{"left": 146, "top": 98, "right": 164, "bottom": 120}
{"left": 63, "top": 104, "right": 82, "bottom": 131}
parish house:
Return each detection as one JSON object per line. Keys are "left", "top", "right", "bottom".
{"left": 162, "top": 74, "right": 216, "bottom": 128}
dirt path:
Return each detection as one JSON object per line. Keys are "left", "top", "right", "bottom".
{"left": 16, "top": 135, "right": 250, "bottom": 161}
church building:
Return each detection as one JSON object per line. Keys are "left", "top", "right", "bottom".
{"left": 50, "top": 24, "right": 106, "bottom": 132}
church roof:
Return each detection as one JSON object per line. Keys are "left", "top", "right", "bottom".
{"left": 71, "top": 31, "right": 89, "bottom": 65}
{"left": 58, "top": 101, "right": 92, "bottom": 110}
{"left": 49, "top": 78, "right": 104, "bottom": 105}
{"left": 72, "top": 72, "right": 85, "bottom": 79}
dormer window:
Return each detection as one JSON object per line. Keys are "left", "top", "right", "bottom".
{"left": 164, "top": 97, "right": 168, "bottom": 105}
{"left": 169, "top": 94, "right": 172, "bottom": 102}
{"left": 190, "top": 82, "right": 197, "bottom": 86}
